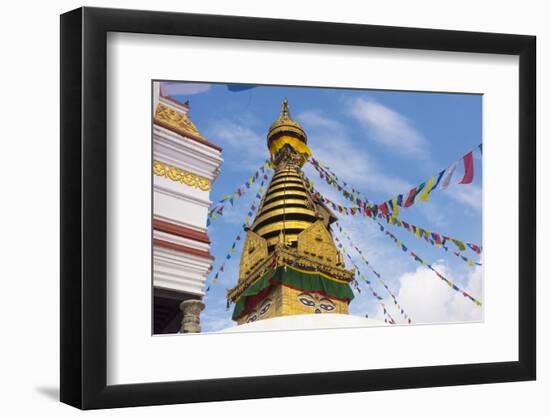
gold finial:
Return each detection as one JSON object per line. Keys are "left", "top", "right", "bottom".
{"left": 280, "top": 98, "right": 290, "bottom": 119}
{"left": 267, "top": 98, "right": 307, "bottom": 145}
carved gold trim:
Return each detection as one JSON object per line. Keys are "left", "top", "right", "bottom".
{"left": 153, "top": 160, "right": 212, "bottom": 191}
{"left": 227, "top": 246, "right": 354, "bottom": 301}
{"left": 154, "top": 103, "right": 205, "bottom": 139}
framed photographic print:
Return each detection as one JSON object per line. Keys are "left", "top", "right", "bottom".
{"left": 60, "top": 6, "right": 536, "bottom": 410}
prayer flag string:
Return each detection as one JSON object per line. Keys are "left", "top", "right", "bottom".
{"left": 338, "top": 241, "right": 397, "bottom": 325}
{"left": 206, "top": 172, "right": 272, "bottom": 291}
{"left": 334, "top": 225, "right": 412, "bottom": 324}
{"left": 379, "top": 214, "right": 482, "bottom": 266}
{"left": 308, "top": 160, "right": 482, "bottom": 258}
{"left": 375, "top": 221, "right": 482, "bottom": 307}
{"left": 207, "top": 160, "right": 271, "bottom": 225}
{"left": 303, "top": 173, "right": 482, "bottom": 307}
{"left": 311, "top": 143, "right": 481, "bottom": 213}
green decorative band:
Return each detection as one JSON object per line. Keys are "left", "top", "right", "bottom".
{"left": 232, "top": 266, "right": 354, "bottom": 320}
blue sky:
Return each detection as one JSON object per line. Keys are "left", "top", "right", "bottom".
{"left": 165, "top": 81, "right": 483, "bottom": 332}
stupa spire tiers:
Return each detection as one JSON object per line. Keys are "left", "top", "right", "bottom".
{"left": 227, "top": 99, "right": 355, "bottom": 325}
{"left": 267, "top": 98, "right": 311, "bottom": 167}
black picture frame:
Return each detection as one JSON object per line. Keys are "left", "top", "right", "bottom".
{"left": 60, "top": 6, "right": 536, "bottom": 410}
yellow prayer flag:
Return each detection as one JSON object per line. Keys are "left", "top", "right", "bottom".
{"left": 451, "top": 239, "right": 467, "bottom": 251}
{"left": 417, "top": 176, "right": 435, "bottom": 202}
{"left": 390, "top": 197, "right": 399, "bottom": 220}
{"left": 415, "top": 227, "right": 422, "bottom": 238}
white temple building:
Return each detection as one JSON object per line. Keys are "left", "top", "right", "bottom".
{"left": 152, "top": 82, "right": 223, "bottom": 334}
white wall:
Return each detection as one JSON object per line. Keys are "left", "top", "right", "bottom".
{"left": 0, "top": 0, "right": 545, "bottom": 416}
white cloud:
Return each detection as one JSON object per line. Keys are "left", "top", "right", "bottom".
{"left": 448, "top": 184, "right": 482, "bottom": 211}
{"left": 382, "top": 261, "right": 483, "bottom": 324}
{"left": 208, "top": 119, "right": 266, "bottom": 170}
{"left": 347, "top": 97, "right": 429, "bottom": 158}
{"left": 161, "top": 82, "right": 211, "bottom": 96}
{"left": 298, "top": 111, "right": 344, "bottom": 131}
{"left": 298, "top": 110, "right": 411, "bottom": 196}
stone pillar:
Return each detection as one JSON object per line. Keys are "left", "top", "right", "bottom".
{"left": 179, "top": 299, "right": 205, "bottom": 333}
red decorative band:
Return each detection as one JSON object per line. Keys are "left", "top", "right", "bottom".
{"left": 153, "top": 238, "right": 215, "bottom": 260}
{"left": 153, "top": 219, "right": 210, "bottom": 244}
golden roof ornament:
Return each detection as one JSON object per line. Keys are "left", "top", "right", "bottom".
{"left": 267, "top": 98, "right": 307, "bottom": 145}
{"left": 267, "top": 98, "right": 311, "bottom": 164}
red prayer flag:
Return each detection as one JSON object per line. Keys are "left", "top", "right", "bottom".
{"left": 404, "top": 187, "right": 417, "bottom": 208}
{"left": 467, "top": 243, "right": 482, "bottom": 254}
{"left": 459, "top": 152, "right": 474, "bottom": 184}
{"left": 378, "top": 202, "right": 389, "bottom": 216}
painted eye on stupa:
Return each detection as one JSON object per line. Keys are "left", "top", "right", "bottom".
{"left": 247, "top": 312, "right": 258, "bottom": 323}
{"left": 298, "top": 293, "right": 316, "bottom": 307}
{"left": 319, "top": 298, "right": 336, "bottom": 312}
{"left": 259, "top": 299, "right": 272, "bottom": 316}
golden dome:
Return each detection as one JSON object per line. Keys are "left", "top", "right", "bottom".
{"left": 267, "top": 98, "right": 307, "bottom": 145}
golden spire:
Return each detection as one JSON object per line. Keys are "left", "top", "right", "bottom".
{"left": 226, "top": 99, "right": 355, "bottom": 325}
{"left": 267, "top": 99, "right": 311, "bottom": 165}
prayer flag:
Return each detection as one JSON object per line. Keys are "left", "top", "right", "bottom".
{"left": 390, "top": 197, "right": 400, "bottom": 220}
{"left": 404, "top": 187, "right": 417, "bottom": 208}
{"left": 417, "top": 176, "right": 435, "bottom": 202}
{"left": 459, "top": 152, "right": 474, "bottom": 184}
{"left": 440, "top": 163, "right": 457, "bottom": 191}
{"left": 451, "top": 239, "right": 466, "bottom": 251}
{"left": 371, "top": 205, "right": 378, "bottom": 217}
{"left": 415, "top": 182, "right": 426, "bottom": 197}
{"left": 467, "top": 243, "right": 482, "bottom": 254}
{"left": 430, "top": 170, "right": 446, "bottom": 193}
